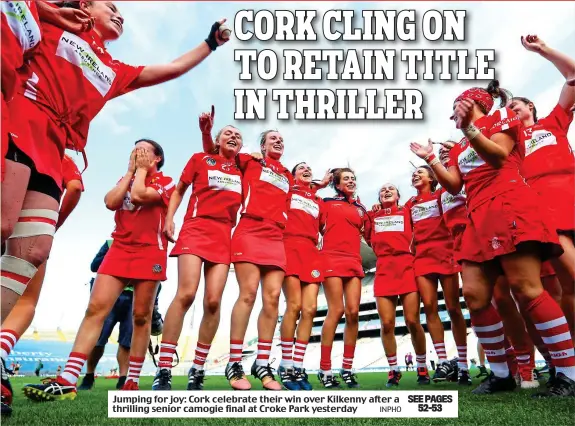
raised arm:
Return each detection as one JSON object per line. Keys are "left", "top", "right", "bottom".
{"left": 104, "top": 150, "right": 136, "bottom": 211}
{"left": 36, "top": 1, "right": 94, "bottom": 32}
{"left": 130, "top": 149, "right": 162, "bottom": 206}
{"left": 200, "top": 106, "right": 216, "bottom": 153}
{"left": 410, "top": 139, "right": 463, "bottom": 194}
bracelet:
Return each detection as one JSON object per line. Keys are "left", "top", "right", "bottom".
{"left": 463, "top": 124, "right": 481, "bottom": 140}
{"left": 428, "top": 158, "right": 440, "bottom": 167}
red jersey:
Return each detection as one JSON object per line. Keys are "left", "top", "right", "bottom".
{"left": 17, "top": 20, "right": 143, "bottom": 151}
{"left": 180, "top": 153, "right": 242, "bottom": 225}
{"left": 61, "top": 154, "right": 84, "bottom": 191}
{"left": 284, "top": 184, "right": 323, "bottom": 244}
{"left": 321, "top": 195, "right": 371, "bottom": 257}
{"left": 111, "top": 172, "right": 175, "bottom": 249}
{"left": 520, "top": 104, "right": 574, "bottom": 181}
{"left": 438, "top": 187, "right": 467, "bottom": 232}
{"left": 405, "top": 191, "right": 449, "bottom": 245}
{"left": 449, "top": 107, "right": 523, "bottom": 210}
{"left": 368, "top": 205, "right": 412, "bottom": 258}
{"left": 237, "top": 154, "right": 293, "bottom": 228}
{"left": 1, "top": 1, "right": 41, "bottom": 100}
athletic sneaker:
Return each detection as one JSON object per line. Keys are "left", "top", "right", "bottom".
{"left": 471, "top": 372, "right": 516, "bottom": 395}
{"left": 1, "top": 360, "right": 13, "bottom": 415}
{"left": 546, "top": 367, "right": 557, "bottom": 388}
{"left": 278, "top": 366, "right": 300, "bottom": 390}
{"left": 122, "top": 380, "right": 139, "bottom": 390}
{"left": 433, "top": 361, "right": 456, "bottom": 382}
{"left": 251, "top": 362, "right": 281, "bottom": 390}
{"left": 116, "top": 376, "right": 127, "bottom": 390}
{"left": 23, "top": 378, "right": 77, "bottom": 401}
{"left": 340, "top": 370, "right": 360, "bottom": 388}
{"left": 317, "top": 371, "right": 340, "bottom": 389}
{"left": 417, "top": 367, "right": 431, "bottom": 385}
{"left": 225, "top": 362, "right": 251, "bottom": 390}
{"left": 458, "top": 370, "right": 472, "bottom": 386}
{"left": 386, "top": 370, "right": 402, "bottom": 387}
{"left": 448, "top": 359, "right": 459, "bottom": 382}
{"left": 293, "top": 368, "right": 312, "bottom": 390}
{"left": 187, "top": 368, "right": 205, "bottom": 390}
{"left": 533, "top": 373, "right": 575, "bottom": 398}
{"left": 152, "top": 368, "right": 172, "bottom": 391}
{"left": 78, "top": 373, "right": 95, "bottom": 390}
{"left": 475, "top": 365, "right": 489, "bottom": 378}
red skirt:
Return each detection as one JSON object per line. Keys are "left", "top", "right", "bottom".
{"left": 6, "top": 95, "right": 65, "bottom": 189}
{"left": 1, "top": 94, "right": 9, "bottom": 182}
{"left": 451, "top": 224, "right": 466, "bottom": 256}
{"left": 322, "top": 250, "right": 364, "bottom": 279}
{"left": 284, "top": 236, "right": 323, "bottom": 284}
{"left": 231, "top": 216, "right": 286, "bottom": 271}
{"left": 413, "top": 239, "right": 460, "bottom": 277}
{"left": 171, "top": 217, "right": 233, "bottom": 265}
{"left": 99, "top": 242, "right": 168, "bottom": 281}
{"left": 458, "top": 186, "right": 563, "bottom": 263}
{"left": 529, "top": 174, "right": 574, "bottom": 234}
{"left": 374, "top": 253, "right": 417, "bottom": 297}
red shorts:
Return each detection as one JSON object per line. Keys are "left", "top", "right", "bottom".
{"left": 231, "top": 216, "right": 286, "bottom": 271}
{"left": 98, "top": 242, "right": 168, "bottom": 281}
{"left": 374, "top": 253, "right": 417, "bottom": 297}
{"left": 529, "top": 174, "right": 574, "bottom": 234}
{"left": 413, "top": 239, "right": 460, "bottom": 277}
{"left": 7, "top": 95, "right": 65, "bottom": 189}
{"left": 458, "top": 186, "right": 563, "bottom": 264}
{"left": 541, "top": 260, "right": 556, "bottom": 278}
{"left": 284, "top": 236, "right": 323, "bottom": 284}
{"left": 1, "top": 94, "right": 9, "bottom": 182}
{"left": 322, "top": 250, "right": 364, "bottom": 279}
{"left": 170, "top": 217, "right": 233, "bottom": 265}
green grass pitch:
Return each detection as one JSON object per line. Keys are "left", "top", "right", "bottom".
{"left": 4, "top": 371, "right": 574, "bottom": 426}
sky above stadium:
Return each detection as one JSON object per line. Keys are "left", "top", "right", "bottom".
{"left": 35, "top": 2, "right": 575, "bottom": 341}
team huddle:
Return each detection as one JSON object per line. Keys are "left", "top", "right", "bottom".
{"left": 1, "top": 0, "right": 575, "bottom": 418}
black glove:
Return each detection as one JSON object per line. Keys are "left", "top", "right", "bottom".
{"left": 205, "top": 21, "right": 221, "bottom": 51}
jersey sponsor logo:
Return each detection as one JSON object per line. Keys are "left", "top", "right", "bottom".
{"left": 259, "top": 167, "right": 290, "bottom": 193}
{"left": 440, "top": 188, "right": 466, "bottom": 213}
{"left": 311, "top": 270, "right": 321, "bottom": 278}
{"left": 410, "top": 200, "right": 440, "bottom": 222}
{"left": 205, "top": 157, "right": 216, "bottom": 166}
{"left": 207, "top": 169, "right": 242, "bottom": 194}
{"left": 457, "top": 144, "right": 486, "bottom": 175}
{"left": 290, "top": 193, "right": 320, "bottom": 218}
{"left": 56, "top": 32, "right": 117, "bottom": 97}
{"left": 524, "top": 129, "right": 557, "bottom": 156}
{"left": 1, "top": 1, "right": 41, "bottom": 53}
{"left": 374, "top": 215, "right": 404, "bottom": 233}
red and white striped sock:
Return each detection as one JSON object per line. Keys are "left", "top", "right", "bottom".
{"left": 0, "top": 329, "right": 19, "bottom": 360}
{"left": 471, "top": 305, "right": 509, "bottom": 378}
{"left": 504, "top": 339, "right": 518, "bottom": 377}
{"left": 434, "top": 341, "right": 447, "bottom": 363}
{"left": 320, "top": 345, "right": 332, "bottom": 374}
{"left": 255, "top": 339, "right": 272, "bottom": 367}
{"left": 457, "top": 345, "right": 468, "bottom": 370}
{"left": 158, "top": 341, "right": 177, "bottom": 369}
{"left": 192, "top": 341, "right": 211, "bottom": 371}
{"left": 280, "top": 338, "right": 293, "bottom": 369}
{"left": 293, "top": 340, "right": 308, "bottom": 369}
{"left": 127, "top": 356, "right": 145, "bottom": 384}
{"left": 387, "top": 353, "right": 398, "bottom": 371}
{"left": 229, "top": 340, "right": 243, "bottom": 365}
{"left": 516, "top": 351, "right": 531, "bottom": 374}
{"left": 342, "top": 344, "right": 355, "bottom": 371}
{"left": 416, "top": 353, "right": 427, "bottom": 369}
{"left": 59, "top": 352, "right": 88, "bottom": 386}
{"left": 527, "top": 291, "right": 575, "bottom": 380}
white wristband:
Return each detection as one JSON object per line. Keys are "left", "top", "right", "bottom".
{"left": 463, "top": 124, "right": 481, "bottom": 140}
{"left": 428, "top": 158, "right": 440, "bottom": 167}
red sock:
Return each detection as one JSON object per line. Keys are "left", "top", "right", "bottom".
{"left": 127, "top": 356, "right": 145, "bottom": 384}
{"left": 229, "top": 340, "right": 243, "bottom": 364}
{"left": 255, "top": 339, "right": 272, "bottom": 367}
{"left": 433, "top": 341, "right": 447, "bottom": 363}
{"left": 342, "top": 344, "right": 355, "bottom": 370}
{"left": 192, "top": 341, "right": 211, "bottom": 370}
{"left": 471, "top": 305, "right": 509, "bottom": 378}
{"left": 280, "top": 338, "right": 293, "bottom": 367}
{"left": 320, "top": 345, "right": 332, "bottom": 372}
{"left": 158, "top": 341, "right": 177, "bottom": 369}
{"left": 526, "top": 291, "right": 575, "bottom": 380}
{"left": 524, "top": 314, "right": 552, "bottom": 365}
{"left": 60, "top": 352, "right": 88, "bottom": 386}
{"left": 416, "top": 353, "right": 427, "bottom": 369}
{"left": 0, "top": 329, "right": 19, "bottom": 359}
{"left": 293, "top": 340, "right": 308, "bottom": 369}
{"left": 387, "top": 353, "right": 398, "bottom": 371}
{"left": 504, "top": 338, "right": 518, "bottom": 377}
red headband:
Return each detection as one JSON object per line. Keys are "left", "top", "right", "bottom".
{"left": 455, "top": 88, "right": 494, "bottom": 114}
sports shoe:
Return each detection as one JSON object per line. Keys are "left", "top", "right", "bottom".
{"left": 386, "top": 370, "right": 402, "bottom": 387}
{"left": 225, "top": 362, "right": 251, "bottom": 390}
{"left": 417, "top": 367, "right": 431, "bottom": 385}
{"left": 471, "top": 372, "right": 516, "bottom": 395}
{"left": 533, "top": 373, "right": 575, "bottom": 398}
{"left": 340, "top": 370, "right": 360, "bottom": 388}
{"left": 187, "top": 368, "right": 205, "bottom": 390}
{"left": 251, "top": 362, "right": 282, "bottom": 390}
{"left": 278, "top": 365, "right": 300, "bottom": 390}
{"left": 475, "top": 365, "right": 489, "bottom": 378}
{"left": 23, "top": 378, "right": 77, "bottom": 401}
{"left": 433, "top": 361, "right": 455, "bottom": 382}
{"left": 116, "top": 376, "right": 127, "bottom": 390}
{"left": 78, "top": 373, "right": 95, "bottom": 391}
{"left": 546, "top": 367, "right": 557, "bottom": 388}
{"left": 448, "top": 359, "right": 459, "bottom": 382}
{"left": 122, "top": 380, "right": 139, "bottom": 390}
{"left": 293, "top": 368, "right": 312, "bottom": 390}
{"left": 458, "top": 369, "right": 472, "bottom": 386}
{"left": 317, "top": 371, "right": 340, "bottom": 389}
{"left": 152, "top": 368, "right": 172, "bottom": 391}
{"left": 518, "top": 364, "right": 539, "bottom": 389}
{"left": 1, "top": 360, "right": 13, "bottom": 416}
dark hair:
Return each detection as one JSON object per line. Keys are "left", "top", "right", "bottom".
{"left": 483, "top": 80, "right": 511, "bottom": 113}
{"left": 259, "top": 129, "right": 280, "bottom": 155}
{"left": 378, "top": 184, "right": 401, "bottom": 205}
{"left": 511, "top": 96, "right": 538, "bottom": 122}
{"left": 417, "top": 165, "right": 438, "bottom": 191}
{"left": 331, "top": 167, "right": 355, "bottom": 190}
{"left": 291, "top": 162, "right": 307, "bottom": 176}
{"left": 135, "top": 138, "right": 164, "bottom": 170}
